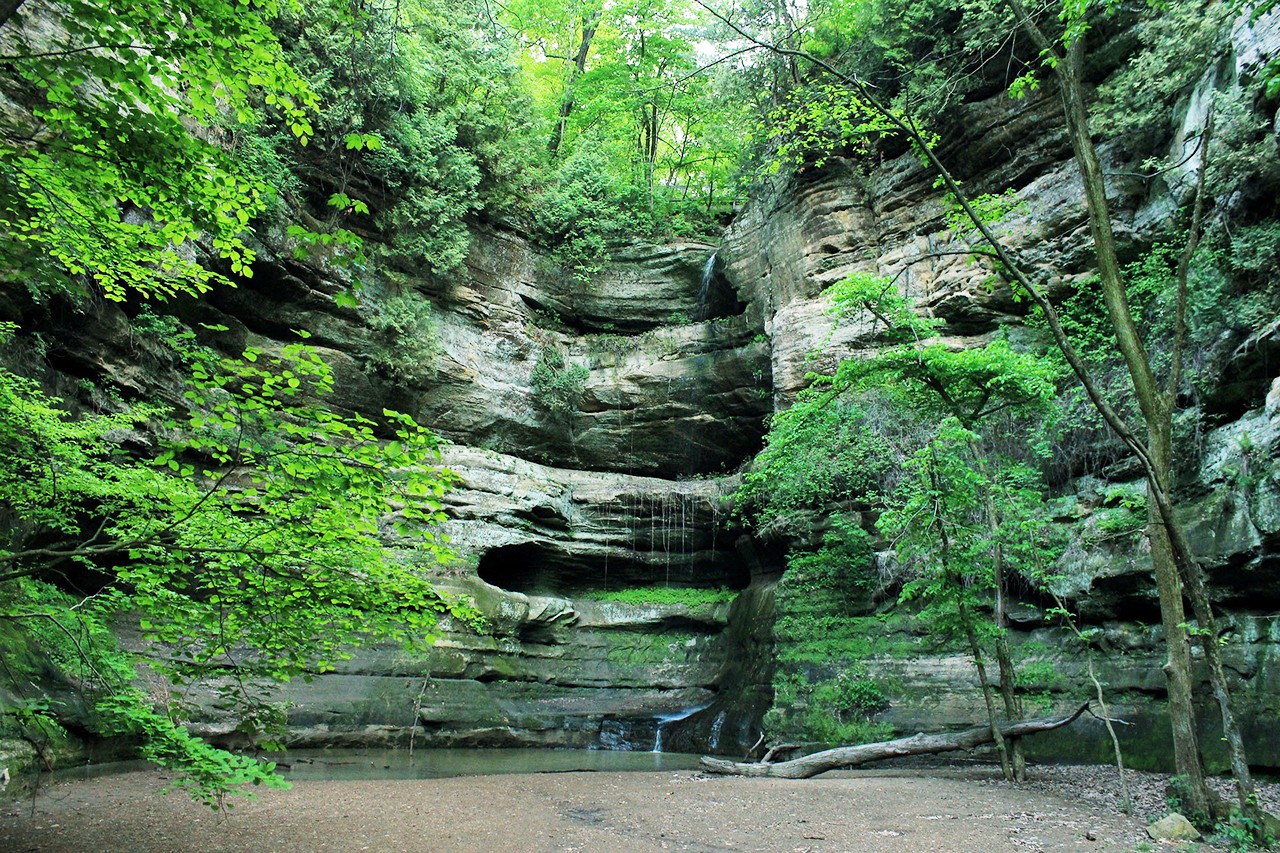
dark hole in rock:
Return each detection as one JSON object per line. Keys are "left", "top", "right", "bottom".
{"left": 477, "top": 541, "right": 749, "bottom": 597}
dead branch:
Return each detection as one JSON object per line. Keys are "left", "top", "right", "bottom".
{"left": 699, "top": 703, "right": 1089, "bottom": 779}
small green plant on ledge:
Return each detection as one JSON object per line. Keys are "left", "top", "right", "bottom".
{"left": 1090, "top": 485, "right": 1149, "bottom": 541}
{"left": 360, "top": 292, "right": 442, "bottom": 385}
{"left": 531, "top": 344, "right": 589, "bottom": 418}
{"left": 590, "top": 586, "right": 736, "bottom": 607}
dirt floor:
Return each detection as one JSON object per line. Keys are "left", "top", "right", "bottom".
{"left": 3, "top": 760, "right": 1236, "bottom": 853}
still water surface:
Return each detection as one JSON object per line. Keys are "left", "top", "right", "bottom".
{"left": 277, "top": 748, "right": 703, "bottom": 781}
{"left": 57, "top": 748, "right": 703, "bottom": 784}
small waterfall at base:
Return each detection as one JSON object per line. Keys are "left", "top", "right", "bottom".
{"left": 707, "top": 710, "right": 727, "bottom": 751}
{"left": 696, "top": 252, "right": 717, "bottom": 320}
{"left": 651, "top": 702, "right": 711, "bottom": 754}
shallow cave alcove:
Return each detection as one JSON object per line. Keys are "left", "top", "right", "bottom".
{"left": 476, "top": 541, "right": 749, "bottom": 597}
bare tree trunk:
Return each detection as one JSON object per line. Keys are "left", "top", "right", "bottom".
{"left": 962, "top": 610, "right": 1013, "bottom": 782}
{"left": 974, "top": 450, "right": 1027, "bottom": 781}
{"left": 931, "top": 459, "right": 1013, "bottom": 782}
{"left": 700, "top": 703, "right": 1089, "bottom": 778}
{"left": 992, "top": 628, "right": 1026, "bottom": 780}
{"left": 548, "top": 9, "right": 602, "bottom": 158}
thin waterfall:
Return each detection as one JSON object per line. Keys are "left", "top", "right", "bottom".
{"left": 652, "top": 702, "right": 711, "bottom": 753}
{"left": 664, "top": 493, "right": 672, "bottom": 586}
{"left": 697, "top": 252, "right": 717, "bottom": 320}
{"left": 680, "top": 495, "right": 688, "bottom": 581}
{"left": 649, "top": 494, "right": 656, "bottom": 565}
{"left": 708, "top": 710, "right": 727, "bottom": 751}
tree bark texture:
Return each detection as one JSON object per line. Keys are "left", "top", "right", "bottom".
{"left": 547, "top": 10, "right": 601, "bottom": 158}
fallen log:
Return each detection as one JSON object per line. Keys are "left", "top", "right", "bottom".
{"left": 699, "top": 702, "right": 1090, "bottom": 778}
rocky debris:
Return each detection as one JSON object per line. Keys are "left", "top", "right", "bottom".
{"left": 1145, "top": 812, "right": 1201, "bottom": 841}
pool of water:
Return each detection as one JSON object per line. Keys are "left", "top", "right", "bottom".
{"left": 274, "top": 748, "right": 703, "bottom": 781}
{"left": 53, "top": 748, "right": 704, "bottom": 784}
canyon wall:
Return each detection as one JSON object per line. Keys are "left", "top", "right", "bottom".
{"left": 4, "top": 7, "right": 1279, "bottom": 771}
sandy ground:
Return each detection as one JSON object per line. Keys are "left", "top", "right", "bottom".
{"left": 0, "top": 763, "right": 1176, "bottom": 853}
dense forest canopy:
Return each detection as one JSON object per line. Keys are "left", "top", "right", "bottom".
{"left": 0, "top": 0, "right": 1278, "bottom": 830}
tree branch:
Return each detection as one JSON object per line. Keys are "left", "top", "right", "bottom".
{"left": 700, "top": 702, "right": 1089, "bottom": 778}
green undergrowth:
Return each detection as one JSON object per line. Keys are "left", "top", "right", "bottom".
{"left": 589, "top": 587, "right": 737, "bottom": 608}
{"left": 765, "top": 520, "right": 902, "bottom": 746}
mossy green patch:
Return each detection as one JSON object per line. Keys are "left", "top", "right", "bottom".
{"left": 589, "top": 587, "right": 736, "bottom": 608}
{"left": 603, "top": 631, "right": 697, "bottom": 667}
{"left": 765, "top": 526, "right": 906, "bottom": 746}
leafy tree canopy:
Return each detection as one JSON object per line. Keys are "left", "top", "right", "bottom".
{"left": 0, "top": 321, "right": 468, "bottom": 804}
{"left": 0, "top": 0, "right": 317, "bottom": 300}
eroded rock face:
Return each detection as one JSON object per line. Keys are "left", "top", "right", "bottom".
{"left": 714, "top": 9, "right": 1280, "bottom": 769}
{"left": 14, "top": 214, "right": 774, "bottom": 754}
{"left": 438, "top": 447, "right": 744, "bottom": 591}
{"left": 9, "top": 7, "right": 1280, "bottom": 767}
{"left": 272, "top": 449, "right": 771, "bottom": 752}
{"left": 198, "top": 226, "right": 770, "bottom": 479}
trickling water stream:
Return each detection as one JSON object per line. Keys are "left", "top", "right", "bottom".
{"left": 653, "top": 703, "right": 712, "bottom": 753}
{"left": 696, "top": 252, "right": 717, "bottom": 320}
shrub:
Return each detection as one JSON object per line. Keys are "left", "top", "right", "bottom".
{"left": 361, "top": 292, "right": 442, "bottom": 385}
{"left": 531, "top": 344, "right": 589, "bottom": 417}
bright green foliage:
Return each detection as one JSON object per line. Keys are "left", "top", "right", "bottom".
{"left": 139, "top": 331, "right": 461, "bottom": 680}
{"left": 0, "top": 0, "right": 316, "bottom": 300}
{"left": 509, "top": 0, "right": 749, "bottom": 266}
{"left": 765, "top": 82, "right": 898, "bottom": 174}
{"left": 266, "top": 0, "right": 539, "bottom": 274}
{"left": 780, "top": 515, "right": 880, "bottom": 611}
{"left": 766, "top": 520, "right": 894, "bottom": 745}
{"left": 801, "top": 0, "right": 981, "bottom": 112}
{"left": 766, "top": 669, "right": 892, "bottom": 746}
{"left": 735, "top": 392, "right": 891, "bottom": 535}
{"left": 836, "top": 340, "right": 1059, "bottom": 429}
{"left": 1091, "top": 485, "right": 1149, "bottom": 539}
{"left": 0, "top": 577, "right": 290, "bottom": 811}
{"left": 1093, "top": 0, "right": 1231, "bottom": 151}
{"left": 359, "top": 292, "right": 443, "bottom": 385}
{"left": 880, "top": 421, "right": 1062, "bottom": 628}
{"left": 590, "top": 586, "right": 736, "bottom": 607}
{"left": 531, "top": 142, "right": 647, "bottom": 279}
{"left": 747, "top": 271, "right": 1063, "bottom": 745}
{"left": 0, "top": 322, "right": 466, "bottom": 803}
{"left": 531, "top": 344, "right": 590, "bottom": 418}
{"left": 828, "top": 272, "right": 1061, "bottom": 598}
{"left": 827, "top": 274, "right": 1060, "bottom": 429}
{"left": 96, "top": 688, "right": 289, "bottom": 810}
{"left": 737, "top": 0, "right": 1011, "bottom": 179}
{"left": 945, "top": 189, "right": 1025, "bottom": 240}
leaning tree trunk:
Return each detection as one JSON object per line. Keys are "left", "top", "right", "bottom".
{"left": 1015, "top": 12, "right": 1259, "bottom": 824}
{"left": 701, "top": 703, "right": 1089, "bottom": 778}
{"left": 961, "top": 605, "right": 1013, "bottom": 782}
